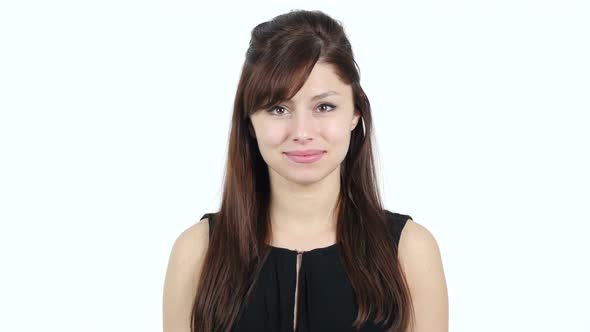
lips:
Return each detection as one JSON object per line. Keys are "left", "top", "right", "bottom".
{"left": 283, "top": 150, "right": 326, "bottom": 164}
{"left": 284, "top": 149, "right": 325, "bottom": 156}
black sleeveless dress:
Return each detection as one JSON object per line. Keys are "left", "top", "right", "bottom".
{"left": 200, "top": 209, "right": 412, "bottom": 332}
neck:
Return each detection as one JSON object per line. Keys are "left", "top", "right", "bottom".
{"left": 267, "top": 166, "right": 341, "bottom": 236}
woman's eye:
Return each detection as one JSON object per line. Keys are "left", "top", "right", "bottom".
{"left": 267, "top": 106, "right": 287, "bottom": 115}
{"left": 317, "top": 103, "right": 336, "bottom": 112}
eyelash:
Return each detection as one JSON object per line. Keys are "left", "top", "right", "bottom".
{"left": 267, "top": 103, "right": 336, "bottom": 116}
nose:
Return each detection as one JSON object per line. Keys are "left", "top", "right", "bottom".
{"left": 291, "top": 109, "right": 317, "bottom": 142}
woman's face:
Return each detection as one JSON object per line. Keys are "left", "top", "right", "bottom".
{"left": 249, "top": 62, "right": 361, "bottom": 186}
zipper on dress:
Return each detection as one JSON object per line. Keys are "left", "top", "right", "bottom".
{"left": 294, "top": 250, "right": 305, "bottom": 331}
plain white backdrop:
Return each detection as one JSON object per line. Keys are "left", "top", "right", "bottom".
{"left": 1, "top": 1, "right": 588, "bottom": 331}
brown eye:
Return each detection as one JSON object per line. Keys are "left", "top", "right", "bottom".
{"left": 268, "top": 106, "right": 288, "bottom": 116}
{"left": 317, "top": 103, "right": 336, "bottom": 112}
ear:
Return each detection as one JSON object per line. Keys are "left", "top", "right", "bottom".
{"left": 350, "top": 110, "right": 361, "bottom": 131}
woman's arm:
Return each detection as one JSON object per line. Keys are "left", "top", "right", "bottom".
{"left": 398, "top": 219, "right": 449, "bottom": 332}
{"left": 162, "top": 219, "right": 210, "bottom": 332}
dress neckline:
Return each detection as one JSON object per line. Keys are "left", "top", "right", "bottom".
{"left": 267, "top": 241, "right": 340, "bottom": 255}
{"left": 204, "top": 212, "right": 341, "bottom": 255}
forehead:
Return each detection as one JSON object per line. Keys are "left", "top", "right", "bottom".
{"left": 248, "top": 60, "right": 352, "bottom": 115}
{"left": 293, "top": 62, "right": 349, "bottom": 97}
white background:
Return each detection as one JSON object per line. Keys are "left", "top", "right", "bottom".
{"left": 1, "top": 1, "right": 588, "bottom": 331}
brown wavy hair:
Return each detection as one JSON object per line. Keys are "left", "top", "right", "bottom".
{"left": 191, "top": 9, "right": 413, "bottom": 332}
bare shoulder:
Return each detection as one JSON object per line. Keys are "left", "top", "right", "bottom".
{"left": 398, "top": 218, "right": 440, "bottom": 258}
{"left": 174, "top": 217, "right": 210, "bottom": 255}
{"left": 398, "top": 218, "right": 449, "bottom": 332}
{"left": 162, "top": 217, "right": 210, "bottom": 332}
{"left": 167, "top": 218, "right": 210, "bottom": 272}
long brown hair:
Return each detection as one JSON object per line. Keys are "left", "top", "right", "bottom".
{"left": 191, "top": 9, "right": 413, "bottom": 332}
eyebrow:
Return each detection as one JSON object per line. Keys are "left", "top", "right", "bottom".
{"left": 282, "top": 90, "right": 340, "bottom": 105}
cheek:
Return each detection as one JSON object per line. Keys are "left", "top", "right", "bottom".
{"left": 323, "top": 121, "right": 352, "bottom": 144}
{"left": 256, "top": 124, "right": 286, "bottom": 148}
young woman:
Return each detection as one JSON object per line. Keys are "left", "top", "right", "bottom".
{"left": 163, "top": 10, "right": 448, "bottom": 332}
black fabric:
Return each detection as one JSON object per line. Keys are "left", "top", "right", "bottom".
{"left": 200, "top": 209, "right": 412, "bottom": 332}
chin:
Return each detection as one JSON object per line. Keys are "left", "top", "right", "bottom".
{"left": 288, "top": 167, "right": 337, "bottom": 185}
{"left": 290, "top": 177, "right": 322, "bottom": 186}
